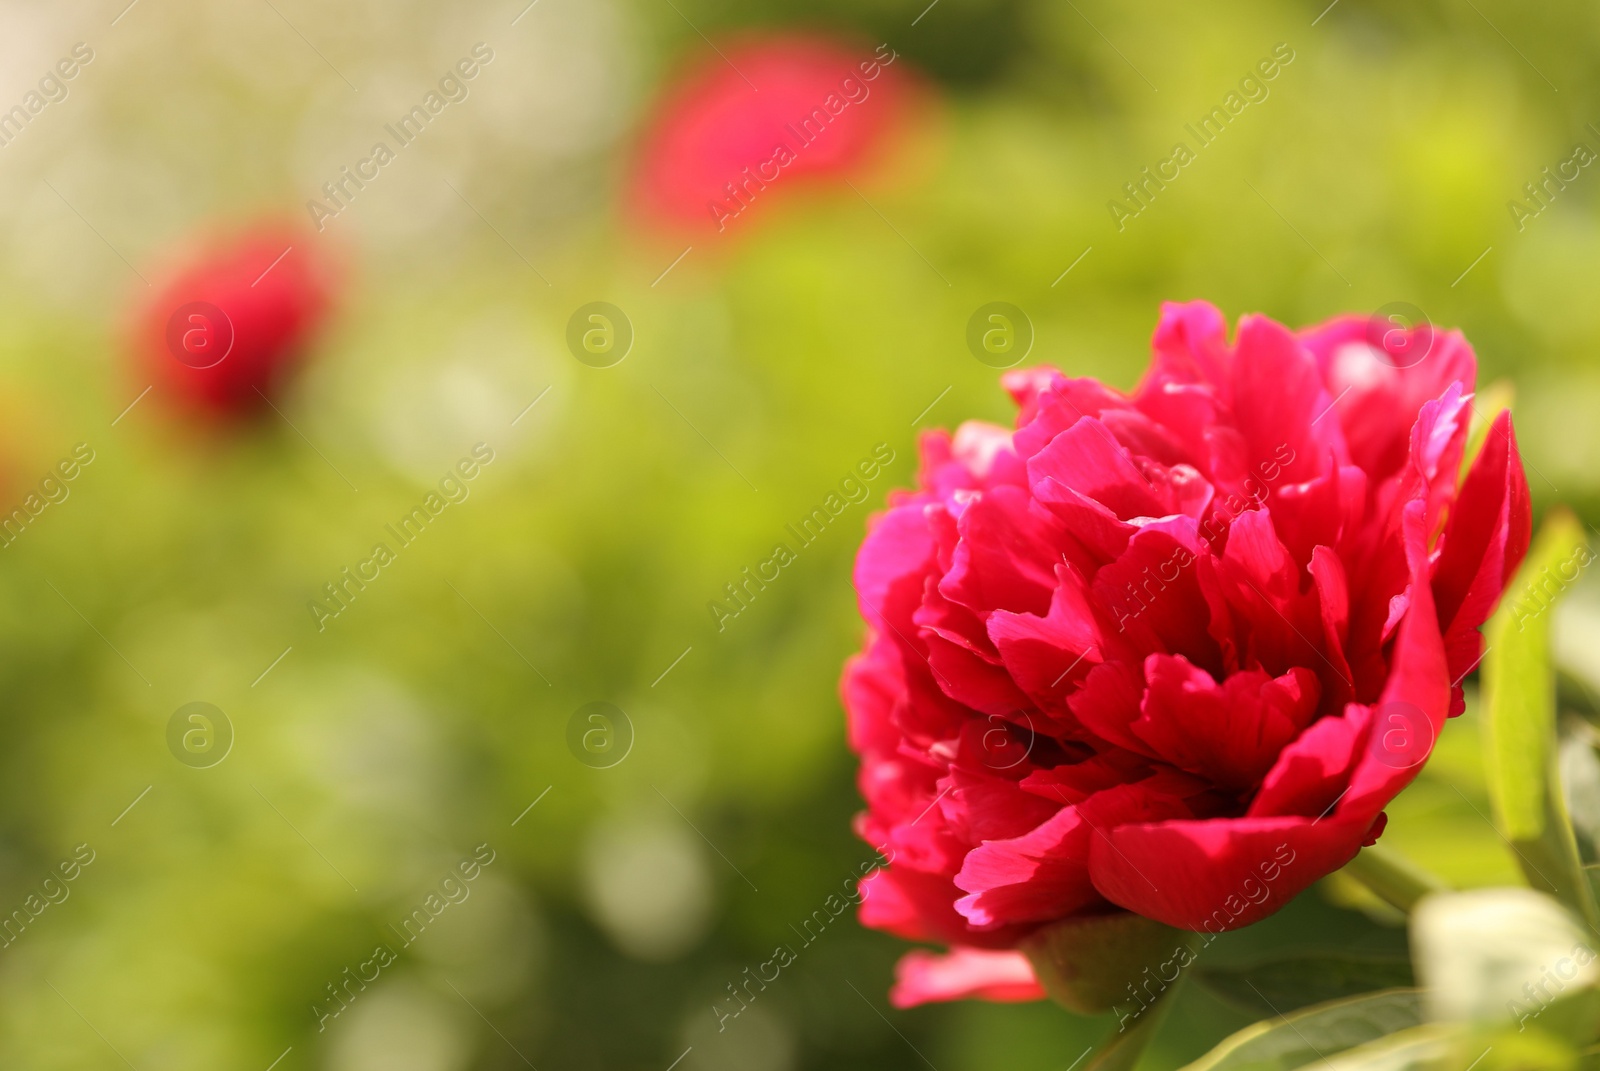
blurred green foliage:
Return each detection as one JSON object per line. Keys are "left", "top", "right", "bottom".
{"left": 0, "top": 0, "right": 1598, "bottom": 1068}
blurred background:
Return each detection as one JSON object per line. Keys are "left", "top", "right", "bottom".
{"left": 0, "top": 0, "right": 1596, "bottom": 1067}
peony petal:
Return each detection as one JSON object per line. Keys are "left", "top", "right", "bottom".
{"left": 1091, "top": 518, "right": 1222, "bottom": 672}
{"left": 955, "top": 776, "right": 1196, "bottom": 929}
{"left": 1431, "top": 411, "right": 1533, "bottom": 685}
{"left": 940, "top": 484, "right": 1062, "bottom": 617}
{"left": 1338, "top": 498, "right": 1451, "bottom": 821}
{"left": 1066, "top": 660, "right": 1147, "bottom": 753}
{"left": 1248, "top": 703, "right": 1367, "bottom": 819}
{"left": 1230, "top": 314, "right": 1344, "bottom": 486}
{"left": 1132, "top": 655, "right": 1318, "bottom": 791}
{"left": 919, "top": 587, "right": 1035, "bottom": 715}
{"left": 853, "top": 502, "right": 936, "bottom": 635}
{"left": 1298, "top": 315, "right": 1477, "bottom": 484}
{"left": 890, "top": 947, "right": 1047, "bottom": 1008}
{"left": 842, "top": 637, "right": 908, "bottom": 757}
{"left": 988, "top": 563, "right": 1109, "bottom": 717}
{"left": 1088, "top": 812, "right": 1372, "bottom": 931}
{"left": 1002, "top": 366, "right": 1069, "bottom": 424}
{"left": 1012, "top": 377, "right": 1134, "bottom": 461}
{"left": 1147, "top": 299, "right": 1231, "bottom": 389}
{"left": 1031, "top": 477, "right": 1136, "bottom": 567}
{"left": 1027, "top": 417, "right": 1167, "bottom": 521}
{"left": 944, "top": 765, "right": 1063, "bottom": 844}
{"left": 1307, "top": 547, "right": 1357, "bottom": 713}
{"left": 1213, "top": 509, "right": 1332, "bottom": 681}
{"left": 858, "top": 865, "right": 1035, "bottom": 950}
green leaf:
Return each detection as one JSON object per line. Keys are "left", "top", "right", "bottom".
{"left": 1195, "top": 955, "right": 1415, "bottom": 1017}
{"left": 1486, "top": 512, "right": 1581, "bottom": 839}
{"left": 1411, "top": 887, "right": 1600, "bottom": 1030}
{"left": 1177, "top": 989, "right": 1424, "bottom": 1071}
{"left": 1483, "top": 509, "right": 1600, "bottom": 927}
{"left": 1313, "top": 1024, "right": 1460, "bottom": 1071}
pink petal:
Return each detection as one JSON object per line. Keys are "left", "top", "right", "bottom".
{"left": 890, "top": 947, "right": 1047, "bottom": 1008}
{"left": 1248, "top": 704, "right": 1366, "bottom": 819}
{"left": 1027, "top": 417, "right": 1166, "bottom": 521}
{"left": 1298, "top": 315, "right": 1477, "bottom": 483}
{"left": 1340, "top": 498, "right": 1452, "bottom": 819}
{"left": 1230, "top": 314, "right": 1345, "bottom": 486}
{"left": 858, "top": 867, "right": 1031, "bottom": 949}
{"left": 1147, "top": 299, "right": 1231, "bottom": 389}
{"left": 1091, "top": 519, "right": 1222, "bottom": 671}
{"left": 1431, "top": 411, "right": 1533, "bottom": 683}
{"left": 1132, "top": 655, "right": 1318, "bottom": 791}
{"left": 954, "top": 776, "right": 1196, "bottom": 929}
{"left": 1088, "top": 812, "right": 1371, "bottom": 932}
{"left": 1012, "top": 377, "right": 1134, "bottom": 461}
{"left": 988, "top": 563, "right": 1108, "bottom": 716}
{"left": 940, "top": 485, "right": 1062, "bottom": 617}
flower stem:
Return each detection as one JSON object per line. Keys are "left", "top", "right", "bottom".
{"left": 1341, "top": 844, "right": 1450, "bottom": 913}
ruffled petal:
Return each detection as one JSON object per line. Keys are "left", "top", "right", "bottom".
{"left": 842, "top": 302, "right": 1529, "bottom": 965}
{"left": 1132, "top": 655, "right": 1319, "bottom": 791}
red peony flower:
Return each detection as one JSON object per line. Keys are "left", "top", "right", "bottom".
{"left": 134, "top": 223, "right": 335, "bottom": 418}
{"left": 629, "top": 35, "right": 920, "bottom": 236}
{"left": 843, "top": 301, "right": 1531, "bottom": 1007}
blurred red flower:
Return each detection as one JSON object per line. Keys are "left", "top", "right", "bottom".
{"left": 629, "top": 35, "right": 920, "bottom": 235}
{"left": 134, "top": 224, "right": 335, "bottom": 418}
{"left": 842, "top": 301, "right": 1531, "bottom": 1006}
